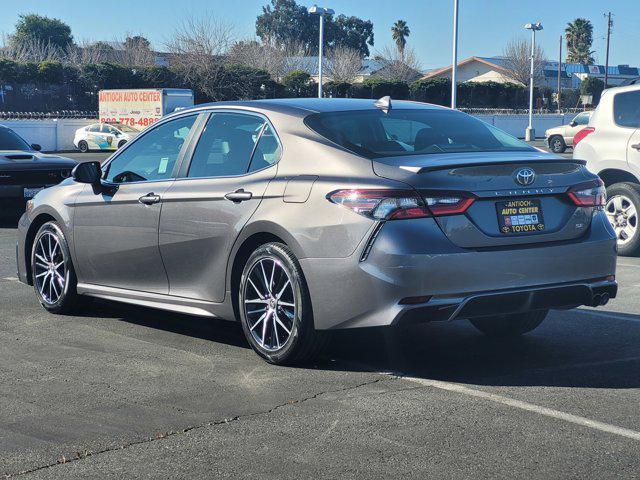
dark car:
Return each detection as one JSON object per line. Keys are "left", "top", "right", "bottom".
{"left": 0, "top": 125, "right": 77, "bottom": 212}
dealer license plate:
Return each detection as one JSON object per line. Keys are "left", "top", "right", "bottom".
{"left": 496, "top": 199, "right": 545, "bottom": 234}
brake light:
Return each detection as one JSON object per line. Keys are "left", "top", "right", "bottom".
{"left": 573, "top": 127, "right": 595, "bottom": 146}
{"left": 327, "top": 189, "right": 474, "bottom": 220}
{"left": 568, "top": 179, "right": 606, "bottom": 207}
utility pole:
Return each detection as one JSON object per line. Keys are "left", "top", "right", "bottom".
{"left": 604, "top": 12, "right": 613, "bottom": 88}
{"left": 557, "top": 35, "right": 562, "bottom": 113}
{"left": 451, "top": 0, "right": 459, "bottom": 109}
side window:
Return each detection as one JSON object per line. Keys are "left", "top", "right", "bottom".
{"left": 88, "top": 124, "right": 101, "bottom": 132}
{"left": 188, "top": 113, "right": 264, "bottom": 178}
{"left": 574, "top": 113, "right": 590, "bottom": 126}
{"left": 248, "top": 125, "right": 281, "bottom": 173}
{"left": 105, "top": 115, "right": 196, "bottom": 184}
{"left": 614, "top": 91, "right": 640, "bottom": 128}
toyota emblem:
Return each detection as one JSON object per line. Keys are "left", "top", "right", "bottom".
{"left": 514, "top": 167, "right": 536, "bottom": 186}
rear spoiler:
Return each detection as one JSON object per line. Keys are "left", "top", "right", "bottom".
{"left": 400, "top": 158, "right": 587, "bottom": 174}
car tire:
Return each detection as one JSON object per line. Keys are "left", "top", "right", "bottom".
{"left": 469, "top": 310, "right": 548, "bottom": 337}
{"left": 31, "top": 221, "right": 81, "bottom": 314}
{"left": 238, "top": 242, "right": 327, "bottom": 365}
{"left": 78, "top": 140, "right": 89, "bottom": 153}
{"left": 117, "top": 140, "right": 127, "bottom": 149}
{"left": 605, "top": 182, "right": 640, "bottom": 256}
{"left": 548, "top": 135, "right": 566, "bottom": 153}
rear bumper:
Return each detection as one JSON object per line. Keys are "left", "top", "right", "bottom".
{"left": 301, "top": 211, "right": 617, "bottom": 330}
{"left": 397, "top": 279, "right": 617, "bottom": 325}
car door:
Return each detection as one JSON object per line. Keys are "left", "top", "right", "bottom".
{"left": 566, "top": 112, "right": 591, "bottom": 145}
{"left": 159, "top": 111, "right": 281, "bottom": 302}
{"left": 73, "top": 114, "right": 199, "bottom": 294}
{"left": 85, "top": 124, "right": 103, "bottom": 149}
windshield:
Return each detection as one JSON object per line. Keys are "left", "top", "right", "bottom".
{"left": 109, "top": 122, "right": 138, "bottom": 133}
{"left": 0, "top": 127, "right": 32, "bottom": 150}
{"left": 304, "top": 109, "right": 534, "bottom": 159}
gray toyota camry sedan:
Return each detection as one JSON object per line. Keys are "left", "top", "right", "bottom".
{"left": 16, "top": 98, "right": 618, "bottom": 364}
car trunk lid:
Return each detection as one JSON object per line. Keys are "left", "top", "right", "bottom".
{"left": 373, "top": 151, "right": 597, "bottom": 248}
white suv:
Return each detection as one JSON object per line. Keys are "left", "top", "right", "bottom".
{"left": 574, "top": 84, "right": 640, "bottom": 255}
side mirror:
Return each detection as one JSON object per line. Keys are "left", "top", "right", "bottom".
{"left": 31, "top": 144, "right": 41, "bottom": 151}
{"left": 72, "top": 161, "right": 102, "bottom": 186}
{"left": 569, "top": 121, "right": 577, "bottom": 127}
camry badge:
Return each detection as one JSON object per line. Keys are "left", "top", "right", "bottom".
{"left": 514, "top": 167, "right": 536, "bottom": 186}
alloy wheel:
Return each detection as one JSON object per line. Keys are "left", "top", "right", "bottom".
{"left": 606, "top": 194, "right": 638, "bottom": 245}
{"left": 33, "top": 231, "right": 66, "bottom": 305}
{"left": 243, "top": 257, "right": 296, "bottom": 352}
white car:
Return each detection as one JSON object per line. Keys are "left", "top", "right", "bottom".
{"left": 573, "top": 84, "right": 640, "bottom": 255}
{"left": 73, "top": 122, "right": 140, "bottom": 153}
{"left": 544, "top": 111, "right": 592, "bottom": 153}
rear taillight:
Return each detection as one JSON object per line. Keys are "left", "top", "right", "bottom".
{"left": 573, "top": 127, "right": 595, "bottom": 146}
{"left": 568, "top": 179, "right": 606, "bottom": 207}
{"left": 327, "top": 189, "right": 474, "bottom": 220}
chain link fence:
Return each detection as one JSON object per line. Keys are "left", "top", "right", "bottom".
{"left": 0, "top": 111, "right": 98, "bottom": 120}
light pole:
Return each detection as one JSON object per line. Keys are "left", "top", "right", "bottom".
{"left": 524, "top": 22, "right": 543, "bottom": 141}
{"left": 308, "top": 5, "right": 334, "bottom": 98}
{"left": 451, "top": 0, "right": 459, "bottom": 109}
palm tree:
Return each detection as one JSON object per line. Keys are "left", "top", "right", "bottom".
{"left": 565, "top": 18, "right": 595, "bottom": 65}
{"left": 391, "top": 20, "right": 410, "bottom": 59}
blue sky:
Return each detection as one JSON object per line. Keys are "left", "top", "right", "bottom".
{"left": 1, "top": 0, "right": 639, "bottom": 69}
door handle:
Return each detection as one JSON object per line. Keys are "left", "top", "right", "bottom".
{"left": 138, "top": 193, "right": 161, "bottom": 205}
{"left": 632, "top": 143, "right": 640, "bottom": 151}
{"left": 225, "top": 189, "right": 253, "bottom": 203}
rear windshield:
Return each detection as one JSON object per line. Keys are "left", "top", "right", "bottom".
{"left": 0, "top": 127, "right": 32, "bottom": 150}
{"left": 304, "top": 109, "right": 534, "bottom": 159}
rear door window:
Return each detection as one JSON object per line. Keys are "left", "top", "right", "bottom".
{"left": 614, "top": 91, "right": 640, "bottom": 128}
{"left": 187, "top": 113, "right": 265, "bottom": 178}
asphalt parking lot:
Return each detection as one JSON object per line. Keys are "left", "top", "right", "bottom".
{"left": 3, "top": 144, "right": 639, "bottom": 479}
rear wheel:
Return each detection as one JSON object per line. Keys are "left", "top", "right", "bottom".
{"left": 239, "top": 242, "right": 326, "bottom": 365}
{"left": 78, "top": 140, "right": 89, "bottom": 153}
{"left": 548, "top": 135, "right": 566, "bottom": 153}
{"left": 470, "top": 310, "right": 548, "bottom": 337}
{"left": 117, "top": 140, "right": 127, "bottom": 149}
{"left": 31, "top": 221, "right": 81, "bottom": 314}
{"left": 605, "top": 182, "right": 640, "bottom": 256}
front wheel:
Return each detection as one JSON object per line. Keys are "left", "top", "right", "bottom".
{"left": 605, "top": 182, "right": 640, "bottom": 256}
{"left": 31, "top": 221, "right": 81, "bottom": 314}
{"left": 470, "top": 310, "right": 548, "bottom": 337}
{"left": 238, "top": 242, "right": 326, "bottom": 365}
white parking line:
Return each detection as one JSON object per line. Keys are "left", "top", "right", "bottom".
{"left": 396, "top": 375, "right": 640, "bottom": 442}
{"left": 1, "top": 276, "right": 18, "bottom": 282}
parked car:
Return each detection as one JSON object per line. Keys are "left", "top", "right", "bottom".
{"left": 573, "top": 84, "right": 640, "bottom": 255}
{"left": 544, "top": 111, "right": 592, "bottom": 153}
{"left": 17, "top": 98, "right": 617, "bottom": 365}
{"left": 73, "top": 122, "right": 140, "bottom": 153}
{"left": 0, "top": 124, "right": 76, "bottom": 212}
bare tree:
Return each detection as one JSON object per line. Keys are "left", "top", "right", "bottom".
{"left": 227, "top": 39, "right": 309, "bottom": 80}
{"left": 375, "top": 46, "right": 422, "bottom": 83}
{"left": 111, "top": 34, "right": 156, "bottom": 66}
{"left": 501, "top": 38, "right": 546, "bottom": 86}
{"left": 165, "top": 13, "right": 235, "bottom": 100}
{"left": 0, "top": 35, "right": 62, "bottom": 63}
{"left": 325, "top": 46, "right": 363, "bottom": 83}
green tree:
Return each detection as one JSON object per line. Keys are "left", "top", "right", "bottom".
{"left": 11, "top": 14, "right": 73, "bottom": 50}
{"left": 256, "top": 0, "right": 374, "bottom": 57}
{"left": 391, "top": 20, "right": 410, "bottom": 57}
{"left": 580, "top": 76, "right": 605, "bottom": 105}
{"left": 565, "top": 18, "right": 595, "bottom": 65}
{"left": 281, "top": 69, "right": 315, "bottom": 97}
{"left": 123, "top": 35, "right": 151, "bottom": 51}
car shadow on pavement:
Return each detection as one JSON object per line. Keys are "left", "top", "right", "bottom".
{"left": 320, "top": 311, "right": 640, "bottom": 389}
{"left": 77, "top": 298, "right": 640, "bottom": 389}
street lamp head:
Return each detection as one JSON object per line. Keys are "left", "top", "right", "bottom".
{"left": 308, "top": 5, "right": 334, "bottom": 15}
{"left": 524, "top": 22, "right": 543, "bottom": 31}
